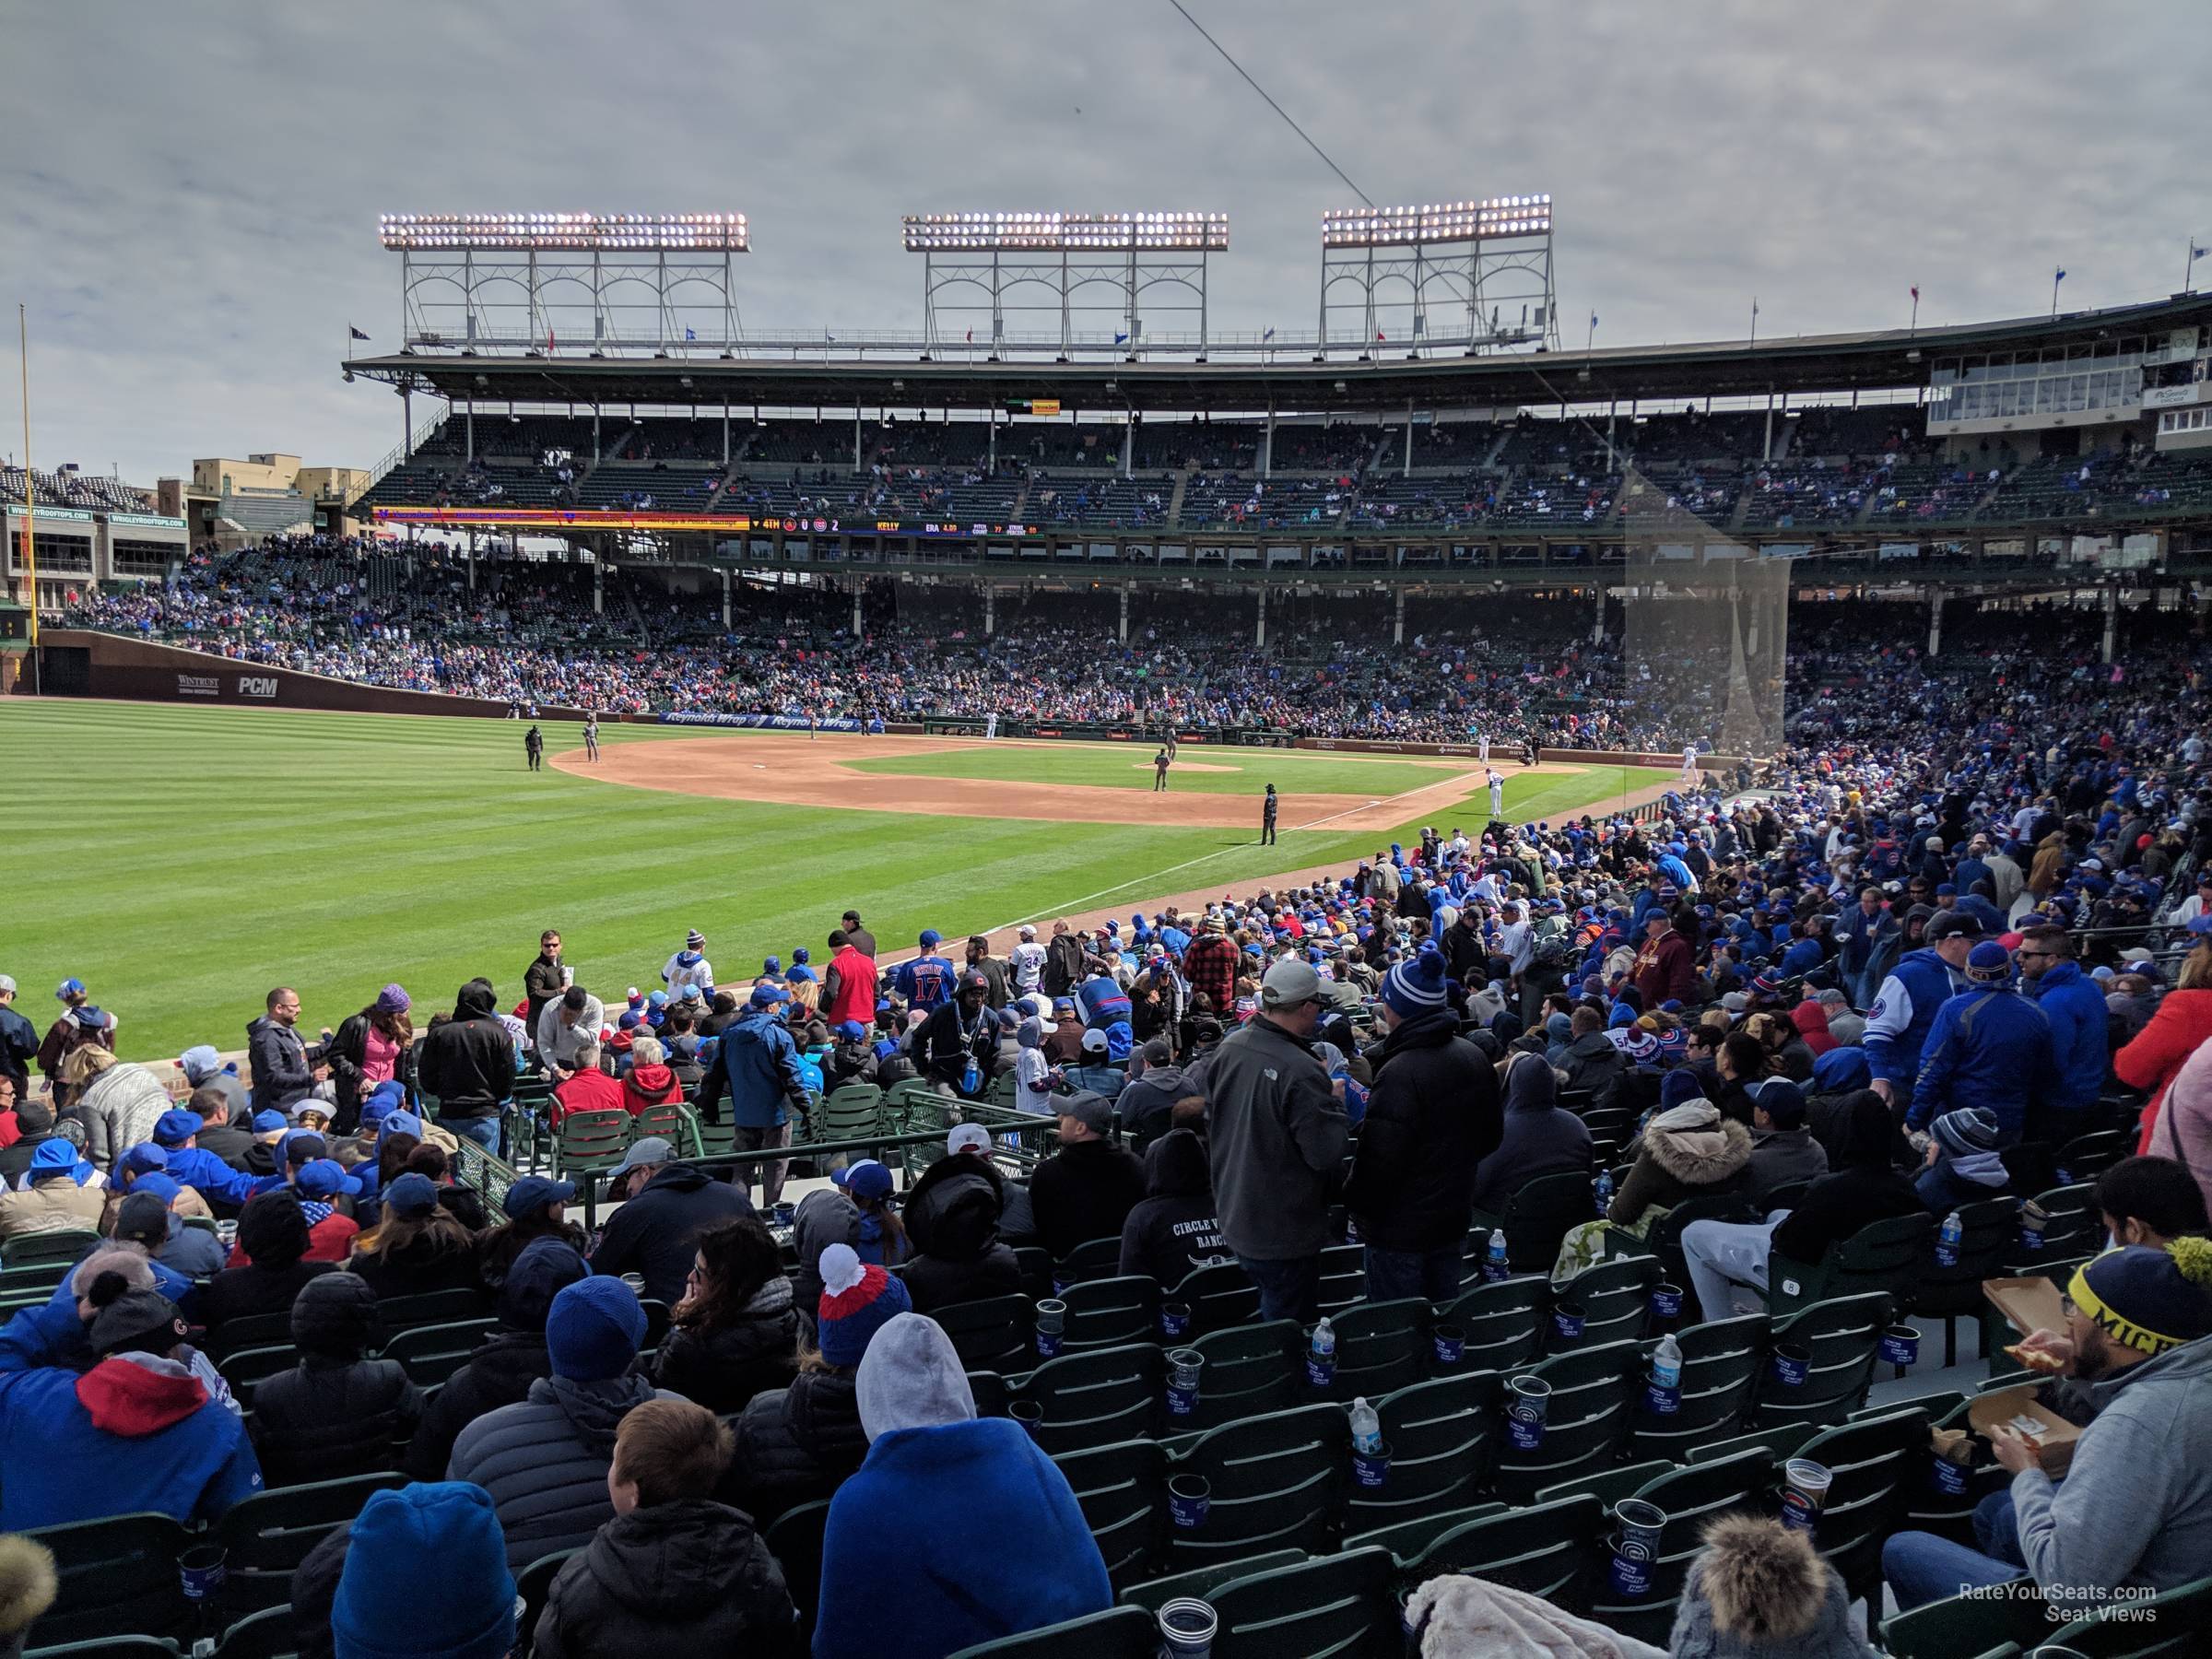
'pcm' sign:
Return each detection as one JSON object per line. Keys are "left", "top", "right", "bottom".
{"left": 236, "top": 677, "right": 278, "bottom": 700}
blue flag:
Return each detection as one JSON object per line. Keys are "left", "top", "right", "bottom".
{"left": 2054, "top": 267, "right": 2066, "bottom": 282}
{"left": 683, "top": 326, "right": 696, "bottom": 341}
{"left": 2194, "top": 245, "right": 2207, "bottom": 260}
{"left": 1261, "top": 325, "right": 1276, "bottom": 341}
{"left": 1114, "top": 332, "right": 1130, "bottom": 345}
{"left": 1589, "top": 312, "right": 1598, "bottom": 329}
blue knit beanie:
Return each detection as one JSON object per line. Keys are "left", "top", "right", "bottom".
{"left": 333, "top": 1483, "right": 515, "bottom": 1659}
{"left": 545, "top": 1276, "right": 647, "bottom": 1382}
{"left": 1381, "top": 947, "right": 1450, "bottom": 1020}
{"left": 1658, "top": 1070, "right": 1706, "bottom": 1111}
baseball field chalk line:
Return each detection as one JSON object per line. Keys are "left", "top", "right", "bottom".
{"left": 973, "top": 769, "right": 1488, "bottom": 936}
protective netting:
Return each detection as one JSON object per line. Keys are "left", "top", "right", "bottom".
{"left": 1615, "top": 465, "right": 1791, "bottom": 765}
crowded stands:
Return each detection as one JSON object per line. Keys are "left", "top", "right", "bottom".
{"left": 3, "top": 608, "right": 2212, "bottom": 1656}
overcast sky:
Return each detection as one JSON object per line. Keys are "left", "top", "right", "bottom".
{"left": 6, "top": 0, "right": 2206, "bottom": 484}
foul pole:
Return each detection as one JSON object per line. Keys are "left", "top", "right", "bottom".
{"left": 17, "top": 304, "right": 35, "bottom": 694}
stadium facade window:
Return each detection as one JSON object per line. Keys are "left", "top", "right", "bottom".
{"left": 9, "top": 532, "right": 92, "bottom": 574}
{"left": 109, "top": 539, "right": 174, "bottom": 577}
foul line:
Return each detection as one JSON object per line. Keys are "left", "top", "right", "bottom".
{"left": 971, "top": 768, "right": 1489, "bottom": 936}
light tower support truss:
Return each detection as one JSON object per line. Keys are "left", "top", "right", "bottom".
{"left": 903, "top": 213, "right": 1229, "bottom": 359}
{"left": 1318, "top": 197, "right": 1560, "bottom": 358}
{"left": 381, "top": 214, "right": 749, "bottom": 355}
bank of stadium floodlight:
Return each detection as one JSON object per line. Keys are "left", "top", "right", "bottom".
{"left": 378, "top": 213, "right": 749, "bottom": 253}
{"left": 1317, "top": 195, "right": 1558, "bottom": 358}
{"left": 900, "top": 212, "right": 1229, "bottom": 253}
{"left": 903, "top": 213, "right": 1230, "bottom": 360}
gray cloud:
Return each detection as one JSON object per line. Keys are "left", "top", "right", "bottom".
{"left": 7, "top": 0, "right": 2206, "bottom": 482}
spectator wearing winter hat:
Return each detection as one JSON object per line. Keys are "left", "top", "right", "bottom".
{"left": 0, "top": 1140, "right": 107, "bottom": 1241}
{"left": 900, "top": 1145, "right": 1023, "bottom": 1315}
{"left": 147, "top": 1107, "right": 276, "bottom": 1213}
{"left": 662, "top": 929, "right": 715, "bottom": 999}
{"left": 324, "top": 985, "right": 415, "bottom": 1134}
{"left": 0, "top": 1269, "right": 262, "bottom": 1529}
{"left": 1344, "top": 947, "right": 1502, "bottom": 1303}
{"left": 1904, "top": 938, "right": 2055, "bottom": 1146}
{"left": 813, "top": 1312, "right": 1111, "bottom": 1659}
{"left": 248, "top": 1273, "right": 423, "bottom": 1489}
{"left": 345, "top": 1172, "right": 481, "bottom": 1300}
{"left": 729, "top": 1242, "right": 904, "bottom": 1522}
{"left": 448, "top": 1274, "right": 671, "bottom": 1571}
{"left": 326, "top": 1483, "right": 517, "bottom": 1659}
{"left": 1914, "top": 1105, "right": 2013, "bottom": 1213}
{"left": 589, "top": 1136, "right": 754, "bottom": 1304}
{"left": 1029, "top": 1093, "right": 1147, "bottom": 1260}
{"left": 406, "top": 1237, "right": 587, "bottom": 1480}
{"left": 532, "top": 1397, "right": 797, "bottom": 1659}
{"left": 1064, "top": 1027, "right": 1125, "bottom": 1100}
{"left": 1884, "top": 1238, "right": 2212, "bottom": 1617}
{"left": 1668, "top": 1513, "right": 1876, "bottom": 1658}
{"left": 200, "top": 1192, "right": 338, "bottom": 1331}
{"left": 1115, "top": 1128, "right": 1229, "bottom": 1288}
{"left": 1740, "top": 1078, "right": 1829, "bottom": 1208}
{"left": 649, "top": 1214, "right": 798, "bottom": 1413}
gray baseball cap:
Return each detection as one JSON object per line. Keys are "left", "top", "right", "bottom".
{"left": 611, "top": 1136, "right": 675, "bottom": 1177}
{"left": 1260, "top": 959, "right": 1324, "bottom": 1009}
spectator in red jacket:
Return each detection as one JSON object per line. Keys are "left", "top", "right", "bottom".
{"left": 619, "top": 1038, "right": 683, "bottom": 1116}
{"left": 1182, "top": 916, "right": 1241, "bottom": 1017}
{"left": 1631, "top": 911, "right": 1696, "bottom": 1007}
{"left": 549, "top": 1041, "right": 625, "bottom": 1127}
{"left": 2121, "top": 925, "right": 2212, "bottom": 1153}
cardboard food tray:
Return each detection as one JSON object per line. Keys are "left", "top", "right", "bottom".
{"left": 1966, "top": 1386, "right": 2079, "bottom": 1477}
{"left": 1983, "top": 1275, "right": 2066, "bottom": 1341}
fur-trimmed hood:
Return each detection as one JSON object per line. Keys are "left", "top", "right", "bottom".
{"left": 1644, "top": 1112, "right": 1753, "bottom": 1185}
{"left": 1669, "top": 1514, "right": 1874, "bottom": 1657}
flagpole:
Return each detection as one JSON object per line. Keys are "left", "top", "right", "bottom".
{"left": 1586, "top": 315, "right": 1595, "bottom": 353}
{"left": 1748, "top": 298, "right": 1758, "bottom": 351}
{"left": 2051, "top": 270, "right": 2061, "bottom": 319}
{"left": 1910, "top": 290, "right": 1919, "bottom": 335}
{"left": 2189, "top": 241, "right": 2200, "bottom": 294}
{"left": 18, "top": 303, "right": 37, "bottom": 696}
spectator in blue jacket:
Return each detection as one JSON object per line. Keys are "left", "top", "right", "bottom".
{"left": 1865, "top": 910, "right": 1978, "bottom": 1121}
{"left": 1074, "top": 968, "right": 1135, "bottom": 1061}
{"left": 694, "top": 983, "right": 809, "bottom": 1208}
{"left": 0, "top": 1271, "right": 261, "bottom": 1530}
{"left": 147, "top": 1109, "right": 279, "bottom": 1213}
{"left": 2018, "top": 925, "right": 2109, "bottom": 1133}
{"left": 893, "top": 931, "right": 958, "bottom": 1014}
{"left": 1836, "top": 886, "right": 1898, "bottom": 1006}
{"left": 1908, "top": 941, "right": 2056, "bottom": 1145}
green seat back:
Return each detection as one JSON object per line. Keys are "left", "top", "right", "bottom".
{"left": 630, "top": 1100, "right": 701, "bottom": 1159}
{"left": 0, "top": 1229, "right": 99, "bottom": 1269}
{"left": 381, "top": 1318, "right": 499, "bottom": 1386}
{"left": 1011, "top": 1343, "right": 1165, "bottom": 1455}
{"left": 1790, "top": 1407, "right": 1927, "bottom": 1604}
{"left": 929, "top": 1294, "right": 1037, "bottom": 1375}
{"left": 1475, "top": 1171, "right": 1598, "bottom": 1276}
{"left": 1171, "top": 1261, "right": 1260, "bottom": 1335}
{"left": 1493, "top": 1338, "right": 1641, "bottom": 1503}
{"left": 1611, "top": 1193, "right": 1757, "bottom": 1305}
{"left": 1313, "top": 1243, "right": 1366, "bottom": 1315}
{"left": 1208, "top": 1546, "right": 1399, "bottom": 1659}
{"left": 551, "top": 1108, "right": 631, "bottom": 1176}
{"left": 1166, "top": 1404, "right": 1349, "bottom": 1569}
{"left": 1628, "top": 1312, "right": 1769, "bottom": 1461}
{"left": 21, "top": 1512, "right": 194, "bottom": 1647}
{"left": 1344, "top": 1500, "right": 1508, "bottom": 1564}
{"left": 1748, "top": 1292, "right": 1893, "bottom": 1429}
{"left": 212, "top": 1602, "right": 301, "bottom": 1659}
{"left": 1058, "top": 1275, "right": 1163, "bottom": 1353}
{"left": 1117, "top": 1550, "right": 1304, "bottom": 1615}
{"left": 1435, "top": 1275, "right": 1545, "bottom": 1369}
{"left": 1534, "top": 1458, "right": 1675, "bottom": 1512}
{"left": 946, "top": 1605, "right": 1159, "bottom": 1659}
{"left": 1551, "top": 1254, "right": 1660, "bottom": 1351}
{"left": 1585, "top": 1448, "right": 1772, "bottom": 1641}
{"left": 1054, "top": 1236, "right": 1130, "bottom": 1292}
{"left": 1319, "top": 1297, "right": 1427, "bottom": 1403}
{"left": 1882, "top": 1583, "right": 2055, "bottom": 1659}
{"left": 759, "top": 1502, "right": 830, "bottom": 1638}
{"left": 217, "top": 1472, "right": 407, "bottom": 1614}
{"left": 1769, "top": 1213, "right": 1931, "bottom": 1316}
{"left": 1178, "top": 1320, "right": 1302, "bottom": 1433}
{"left": 1412, "top": 1492, "right": 1604, "bottom": 1611}
{"left": 1686, "top": 1420, "right": 1819, "bottom": 1465}
{"left": 1344, "top": 1370, "right": 1504, "bottom": 1535}
{"left": 2042, "top": 1571, "right": 2212, "bottom": 1658}
{"left": 1912, "top": 1196, "right": 2020, "bottom": 1316}
{"left": 1053, "top": 1440, "right": 1171, "bottom": 1590}
{"left": 820, "top": 1083, "right": 885, "bottom": 1140}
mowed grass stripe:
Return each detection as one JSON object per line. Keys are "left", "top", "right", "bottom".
{"left": 1, "top": 703, "right": 1665, "bottom": 1057}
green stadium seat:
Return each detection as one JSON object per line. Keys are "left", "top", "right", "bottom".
{"left": 1765, "top": 1213, "right": 1932, "bottom": 1317}
{"left": 512, "top": 1547, "right": 579, "bottom": 1655}
{"left": 1057, "top": 1275, "right": 1162, "bottom": 1353}
{"left": 1117, "top": 1550, "right": 1305, "bottom": 1614}
{"left": 1053, "top": 1440, "right": 1171, "bottom": 1590}
{"left": 20, "top": 1512, "right": 194, "bottom": 1648}
{"left": 1173, "top": 1319, "right": 1303, "bottom": 1433}
{"left": 1746, "top": 1292, "right": 1892, "bottom": 1430}
{"left": 1341, "top": 1370, "right": 1504, "bottom": 1536}
{"left": 1206, "top": 1546, "right": 1400, "bottom": 1659}
{"left": 381, "top": 1317, "right": 499, "bottom": 1386}
{"left": 217, "top": 1345, "right": 301, "bottom": 1408}
{"left": 1434, "top": 1275, "right": 1546, "bottom": 1369}
{"left": 2006, "top": 1182, "right": 2100, "bottom": 1267}
{"left": 1053, "top": 1237, "right": 1126, "bottom": 1292}
{"left": 1788, "top": 1406, "right": 1927, "bottom": 1607}
{"left": 1534, "top": 1457, "right": 1675, "bottom": 1512}
{"left": 211, "top": 1603, "right": 299, "bottom": 1659}
{"left": 1606, "top": 1192, "right": 1757, "bottom": 1314}
{"left": 1626, "top": 1312, "right": 1768, "bottom": 1462}
{"left": 1583, "top": 1447, "right": 1773, "bottom": 1641}
{"left": 945, "top": 1606, "right": 1159, "bottom": 1659}
{"left": 216, "top": 1472, "right": 407, "bottom": 1615}
{"left": 2053, "top": 1129, "right": 2129, "bottom": 1188}
{"left": 1685, "top": 1420, "right": 1819, "bottom": 1466}
{"left": 1164, "top": 1404, "right": 1350, "bottom": 1570}
{"left": 2041, "top": 1572, "right": 2212, "bottom": 1657}
{"left": 0, "top": 1229, "right": 99, "bottom": 1269}
{"left": 1549, "top": 1254, "right": 1660, "bottom": 1352}
{"left": 1492, "top": 1338, "right": 1641, "bottom": 1503}
{"left": 1881, "top": 1582, "right": 2053, "bottom": 1658}
{"left": 1469, "top": 1171, "right": 1596, "bottom": 1276}
{"left": 1909, "top": 1195, "right": 2019, "bottom": 1367}
{"left": 928, "top": 1294, "right": 1038, "bottom": 1375}
{"left": 629, "top": 1100, "right": 701, "bottom": 1159}
{"left": 1010, "top": 1342, "right": 1165, "bottom": 1454}
{"left": 1313, "top": 1243, "right": 1366, "bottom": 1314}
{"left": 1343, "top": 1500, "right": 1509, "bottom": 1564}
{"left": 1171, "top": 1262, "right": 1260, "bottom": 1335}
{"left": 549, "top": 1108, "right": 631, "bottom": 1181}
{"left": 1408, "top": 1492, "right": 1604, "bottom": 1612}
{"left": 759, "top": 1502, "right": 831, "bottom": 1640}
{"left": 1317, "top": 1297, "right": 1427, "bottom": 1403}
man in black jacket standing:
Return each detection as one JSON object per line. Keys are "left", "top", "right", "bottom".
{"left": 247, "top": 987, "right": 328, "bottom": 1116}
{"left": 1343, "top": 947, "right": 1503, "bottom": 1303}
{"left": 416, "top": 979, "right": 515, "bottom": 1154}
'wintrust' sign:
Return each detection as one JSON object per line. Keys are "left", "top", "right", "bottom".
{"left": 177, "top": 674, "right": 218, "bottom": 697}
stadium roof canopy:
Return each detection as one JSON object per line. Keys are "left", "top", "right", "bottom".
{"left": 346, "top": 291, "right": 2212, "bottom": 414}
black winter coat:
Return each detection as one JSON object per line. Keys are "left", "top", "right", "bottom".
{"left": 346, "top": 1235, "right": 486, "bottom": 1300}
{"left": 589, "top": 1163, "right": 755, "bottom": 1305}
{"left": 1027, "top": 1140, "right": 1149, "bottom": 1260}
{"left": 1343, "top": 1009, "right": 1503, "bottom": 1253}
{"left": 727, "top": 1370, "right": 867, "bottom": 1524}
{"left": 649, "top": 1281, "right": 800, "bottom": 1414}
{"left": 198, "top": 1260, "right": 336, "bottom": 1332}
{"left": 250, "top": 1357, "right": 423, "bottom": 1490}
{"left": 1117, "top": 1131, "right": 1229, "bottom": 1287}
{"left": 324, "top": 1013, "right": 416, "bottom": 1130}
{"left": 404, "top": 1328, "right": 553, "bottom": 1480}
{"left": 533, "top": 1500, "right": 799, "bottom": 1659}
{"left": 416, "top": 982, "right": 515, "bottom": 1118}
{"left": 899, "top": 1157, "right": 1023, "bottom": 1315}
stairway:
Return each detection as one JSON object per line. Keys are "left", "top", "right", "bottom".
{"left": 1166, "top": 468, "right": 1191, "bottom": 528}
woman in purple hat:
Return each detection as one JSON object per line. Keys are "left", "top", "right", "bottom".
{"left": 327, "top": 985, "right": 416, "bottom": 1135}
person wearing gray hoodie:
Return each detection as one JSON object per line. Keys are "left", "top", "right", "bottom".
{"left": 1883, "top": 1240, "right": 2212, "bottom": 1618}
{"left": 811, "top": 1313, "right": 1111, "bottom": 1658}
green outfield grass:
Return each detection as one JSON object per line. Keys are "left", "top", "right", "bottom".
{"left": 844, "top": 743, "right": 1468, "bottom": 797}
{"left": 0, "top": 702, "right": 1669, "bottom": 1059}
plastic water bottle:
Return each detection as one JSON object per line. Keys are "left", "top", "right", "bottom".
{"left": 1593, "top": 1168, "right": 1615, "bottom": 1218}
{"left": 1349, "top": 1396, "right": 1382, "bottom": 1454}
{"left": 1485, "top": 1228, "right": 1511, "bottom": 1281}
{"left": 1651, "top": 1333, "right": 1683, "bottom": 1391}
{"left": 1310, "top": 1316, "right": 1336, "bottom": 1367}
{"left": 1936, "top": 1209, "right": 1962, "bottom": 1269}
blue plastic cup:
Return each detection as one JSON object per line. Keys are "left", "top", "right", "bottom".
{"left": 1035, "top": 1298, "right": 1066, "bottom": 1359}
{"left": 1643, "top": 1378, "right": 1682, "bottom": 1417}
{"left": 1430, "top": 1322, "right": 1465, "bottom": 1367}
{"left": 1879, "top": 1324, "right": 1920, "bottom": 1367}
{"left": 1551, "top": 1300, "right": 1587, "bottom": 1345}
{"left": 1351, "top": 1438, "right": 1392, "bottom": 1489}
{"left": 1780, "top": 1458, "right": 1831, "bottom": 1533}
{"left": 1010, "top": 1400, "right": 1043, "bottom": 1440}
{"left": 1649, "top": 1282, "right": 1684, "bottom": 1324}
{"left": 1159, "top": 1300, "right": 1192, "bottom": 1341}
{"left": 1928, "top": 1455, "right": 1970, "bottom": 1498}
{"left": 1305, "top": 1352, "right": 1336, "bottom": 1390}
{"left": 1771, "top": 1343, "right": 1811, "bottom": 1388}
{"left": 179, "top": 1544, "right": 227, "bottom": 1603}
{"left": 1506, "top": 1374, "right": 1550, "bottom": 1451}
{"left": 1168, "top": 1474, "right": 1210, "bottom": 1531}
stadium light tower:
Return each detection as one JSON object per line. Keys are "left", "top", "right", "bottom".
{"left": 1317, "top": 196, "right": 1559, "bottom": 358}
{"left": 375, "top": 214, "right": 750, "bottom": 356}
{"left": 902, "top": 212, "right": 1230, "bottom": 359}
